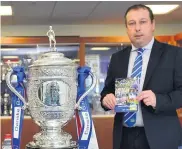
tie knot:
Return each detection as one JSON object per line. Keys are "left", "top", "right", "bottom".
{"left": 137, "top": 48, "right": 145, "bottom": 55}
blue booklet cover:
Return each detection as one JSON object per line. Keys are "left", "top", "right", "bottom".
{"left": 115, "top": 78, "right": 140, "bottom": 112}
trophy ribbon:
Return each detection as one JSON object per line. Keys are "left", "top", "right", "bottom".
{"left": 76, "top": 66, "right": 99, "bottom": 149}
{"left": 9, "top": 66, "right": 26, "bottom": 149}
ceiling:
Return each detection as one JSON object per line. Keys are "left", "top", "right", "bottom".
{"left": 1, "top": 1, "right": 182, "bottom": 26}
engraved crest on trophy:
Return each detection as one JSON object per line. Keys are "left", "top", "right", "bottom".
{"left": 39, "top": 81, "right": 68, "bottom": 107}
{"left": 44, "top": 81, "right": 61, "bottom": 106}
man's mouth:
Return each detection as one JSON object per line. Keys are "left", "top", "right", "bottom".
{"left": 135, "top": 35, "right": 143, "bottom": 38}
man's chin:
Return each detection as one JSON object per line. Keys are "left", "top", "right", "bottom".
{"left": 133, "top": 41, "right": 143, "bottom": 48}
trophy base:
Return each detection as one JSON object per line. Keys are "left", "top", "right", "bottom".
{"left": 26, "top": 144, "right": 77, "bottom": 149}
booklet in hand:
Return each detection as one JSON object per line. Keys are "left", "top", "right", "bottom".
{"left": 115, "top": 77, "right": 140, "bottom": 113}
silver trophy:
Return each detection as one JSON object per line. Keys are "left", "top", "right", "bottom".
{"left": 6, "top": 26, "right": 96, "bottom": 149}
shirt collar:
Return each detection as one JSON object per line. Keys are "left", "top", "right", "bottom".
{"left": 131, "top": 37, "right": 154, "bottom": 51}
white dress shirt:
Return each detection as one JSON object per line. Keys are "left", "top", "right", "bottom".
{"left": 125, "top": 37, "right": 154, "bottom": 127}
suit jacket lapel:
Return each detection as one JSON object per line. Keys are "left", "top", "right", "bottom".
{"left": 143, "top": 39, "right": 164, "bottom": 90}
{"left": 120, "top": 46, "right": 131, "bottom": 78}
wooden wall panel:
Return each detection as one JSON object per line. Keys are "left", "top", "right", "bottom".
{"left": 79, "top": 39, "right": 85, "bottom": 66}
{"left": 1, "top": 35, "right": 173, "bottom": 45}
{"left": 174, "top": 33, "right": 182, "bottom": 41}
{"left": 1, "top": 36, "right": 80, "bottom": 45}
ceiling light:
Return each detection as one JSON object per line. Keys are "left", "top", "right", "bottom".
{"left": 73, "top": 59, "right": 80, "bottom": 62}
{"left": 146, "top": 5, "right": 179, "bottom": 15}
{"left": 0, "top": 6, "right": 12, "bottom": 16}
{"left": 0, "top": 48, "right": 17, "bottom": 51}
{"left": 91, "top": 47, "right": 110, "bottom": 51}
{"left": 3, "top": 56, "right": 19, "bottom": 59}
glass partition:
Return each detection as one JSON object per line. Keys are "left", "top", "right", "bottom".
{"left": 85, "top": 43, "right": 130, "bottom": 114}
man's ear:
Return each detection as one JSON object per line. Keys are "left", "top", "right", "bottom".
{"left": 152, "top": 19, "right": 155, "bottom": 32}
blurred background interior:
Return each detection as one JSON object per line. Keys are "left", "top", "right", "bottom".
{"left": 1, "top": 1, "right": 182, "bottom": 148}
{"left": 1, "top": 1, "right": 182, "bottom": 116}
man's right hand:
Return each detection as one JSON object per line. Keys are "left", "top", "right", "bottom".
{"left": 102, "top": 93, "right": 116, "bottom": 110}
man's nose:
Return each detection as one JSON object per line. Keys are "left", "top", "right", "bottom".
{"left": 135, "top": 23, "right": 141, "bottom": 32}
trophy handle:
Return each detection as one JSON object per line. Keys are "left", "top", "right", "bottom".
{"left": 6, "top": 69, "right": 27, "bottom": 110}
{"left": 75, "top": 71, "right": 97, "bottom": 110}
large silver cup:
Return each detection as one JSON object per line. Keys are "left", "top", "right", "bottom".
{"left": 5, "top": 27, "right": 96, "bottom": 149}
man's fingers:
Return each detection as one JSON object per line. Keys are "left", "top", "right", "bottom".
{"left": 106, "top": 95, "right": 116, "bottom": 109}
{"left": 110, "top": 95, "right": 116, "bottom": 107}
{"left": 136, "top": 90, "right": 156, "bottom": 108}
{"left": 137, "top": 92, "right": 150, "bottom": 101}
{"left": 107, "top": 100, "right": 115, "bottom": 109}
{"left": 143, "top": 98, "right": 151, "bottom": 106}
{"left": 104, "top": 99, "right": 113, "bottom": 109}
{"left": 105, "top": 99, "right": 114, "bottom": 109}
{"left": 103, "top": 94, "right": 116, "bottom": 109}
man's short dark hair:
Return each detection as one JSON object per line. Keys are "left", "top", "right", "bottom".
{"left": 124, "top": 4, "right": 154, "bottom": 25}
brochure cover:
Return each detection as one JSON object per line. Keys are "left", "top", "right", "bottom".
{"left": 115, "top": 78, "right": 140, "bottom": 112}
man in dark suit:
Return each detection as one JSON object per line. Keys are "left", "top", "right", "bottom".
{"left": 100, "top": 4, "right": 182, "bottom": 149}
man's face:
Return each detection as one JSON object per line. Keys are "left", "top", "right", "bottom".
{"left": 126, "top": 8, "right": 155, "bottom": 48}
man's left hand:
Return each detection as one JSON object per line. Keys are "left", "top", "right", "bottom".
{"left": 136, "top": 90, "right": 156, "bottom": 108}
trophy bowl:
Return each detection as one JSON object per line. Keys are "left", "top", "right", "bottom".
{"left": 6, "top": 27, "right": 96, "bottom": 149}
{"left": 27, "top": 52, "right": 78, "bottom": 149}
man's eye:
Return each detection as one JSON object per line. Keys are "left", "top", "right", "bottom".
{"left": 128, "top": 22, "right": 135, "bottom": 26}
{"left": 141, "top": 21, "right": 146, "bottom": 24}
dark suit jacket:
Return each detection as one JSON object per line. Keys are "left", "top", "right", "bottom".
{"left": 100, "top": 39, "right": 182, "bottom": 149}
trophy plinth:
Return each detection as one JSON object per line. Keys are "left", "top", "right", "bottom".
{"left": 25, "top": 129, "right": 77, "bottom": 149}
{"left": 26, "top": 147, "right": 77, "bottom": 149}
{"left": 26, "top": 145, "right": 77, "bottom": 149}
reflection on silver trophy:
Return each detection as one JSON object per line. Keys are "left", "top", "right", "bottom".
{"left": 6, "top": 26, "right": 96, "bottom": 149}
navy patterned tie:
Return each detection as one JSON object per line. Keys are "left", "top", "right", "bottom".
{"left": 123, "top": 48, "right": 145, "bottom": 127}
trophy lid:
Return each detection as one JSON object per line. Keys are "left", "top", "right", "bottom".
{"left": 29, "top": 26, "right": 77, "bottom": 67}
{"left": 30, "top": 51, "right": 76, "bottom": 67}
